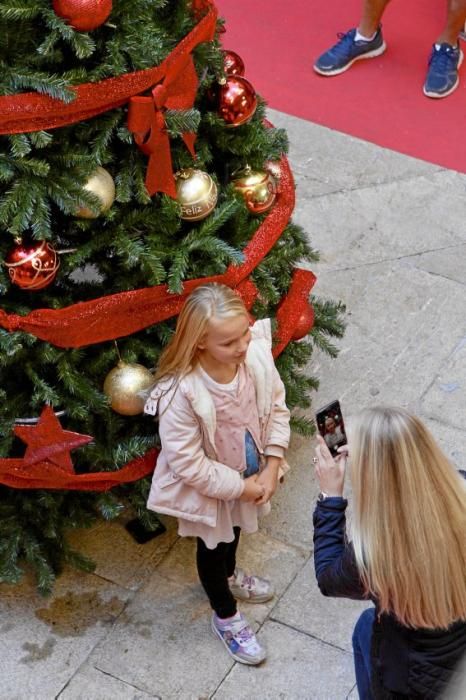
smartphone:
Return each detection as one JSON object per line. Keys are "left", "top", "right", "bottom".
{"left": 315, "top": 400, "right": 347, "bottom": 457}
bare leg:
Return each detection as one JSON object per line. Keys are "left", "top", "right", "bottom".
{"left": 358, "top": 0, "right": 392, "bottom": 37}
{"left": 437, "top": 0, "right": 466, "bottom": 45}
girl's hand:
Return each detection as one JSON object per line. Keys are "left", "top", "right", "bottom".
{"left": 313, "top": 435, "right": 348, "bottom": 497}
{"left": 240, "top": 475, "right": 265, "bottom": 502}
{"left": 255, "top": 457, "right": 280, "bottom": 505}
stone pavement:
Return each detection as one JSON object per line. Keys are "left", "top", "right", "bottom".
{"left": 2, "top": 109, "right": 466, "bottom": 700}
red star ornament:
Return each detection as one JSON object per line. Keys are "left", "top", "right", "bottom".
{"left": 14, "top": 406, "right": 93, "bottom": 473}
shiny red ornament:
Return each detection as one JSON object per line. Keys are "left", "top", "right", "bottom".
{"left": 5, "top": 240, "right": 60, "bottom": 291}
{"left": 52, "top": 0, "right": 112, "bottom": 31}
{"left": 223, "top": 49, "right": 245, "bottom": 76}
{"left": 292, "top": 304, "right": 315, "bottom": 341}
{"left": 217, "top": 75, "right": 257, "bottom": 127}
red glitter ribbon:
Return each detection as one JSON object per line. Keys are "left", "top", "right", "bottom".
{"left": 0, "top": 448, "right": 158, "bottom": 491}
{"left": 0, "top": 405, "right": 158, "bottom": 490}
{"left": 0, "top": 150, "right": 301, "bottom": 347}
{"left": 0, "top": 3, "right": 217, "bottom": 134}
{"left": 273, "top": 268, "right": 316, "bottom": 358}
{"left": 127, "top": 55, "right": 198, "bottom": 197}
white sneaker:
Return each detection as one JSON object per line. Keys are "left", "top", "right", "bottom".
{"left": 211, "top": 611, "right": 266, "bottom": 665}
{"left": 229, "top": 568, "right": 275, "bottom": 603}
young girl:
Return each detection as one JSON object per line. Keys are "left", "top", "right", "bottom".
{"left": 313, "top": 406, "right": 466, "bottom": 699}
{"left": 144, "top": 283, "right": 290, "bottom": 665}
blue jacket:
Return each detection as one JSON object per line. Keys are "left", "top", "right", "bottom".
{"left": 313, "top": 485, "right": 466, "bottom": 699}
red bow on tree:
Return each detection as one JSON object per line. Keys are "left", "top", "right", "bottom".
{"left": 127, "top": 54, "right": 199, "bottom": 198}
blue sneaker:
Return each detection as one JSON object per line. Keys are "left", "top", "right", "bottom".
{"left": 314, "top": 27, "right": 386, "bottom": 76}
{"left": 423, "top": 43, "right": 463, "bottom": 98}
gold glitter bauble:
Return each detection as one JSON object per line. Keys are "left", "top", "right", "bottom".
{"left": 175, "top": 168, "right": 218, "bottom": 221}
{"left": 103, "top": 361, "right": 153, "bottom": 416}
{"left": 76, "top": 166, "right": 116, "bottom": 219}
{"left": 232, "top": 166, "right": 277, "bottom": 215}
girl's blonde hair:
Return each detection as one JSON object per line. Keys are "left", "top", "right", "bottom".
{"left": 155, "top": 283, "right": 249, "bottom": 380}
{"left": 349, "top": 406, "right": 466, "bottom": 629}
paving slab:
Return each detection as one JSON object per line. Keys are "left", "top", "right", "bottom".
{"left": 261, "top": 433, "right": 320, "bottom": 550}
{"left": 58, "top": 663, "right": 159, "bottom": 700}
{"left": 67, "top": 516, "right": 178, "bottom": 592}
{"left": 421, "top": 336, "right": 466, "bottom": 434}
{"left": 212, "top": 619, "right": 355, "bottom": 700}
{"left": 91, "top": 572, "right": 233, "bottom": 699}
{"left": 0, "top": 570, "right": 130, "bottom": 700}
{"left": 272, "top": 559, "right": 370, "bottom": 653}
{"left": 268, "top": 108, "right": 440, "bottom": 198}
{"left": 410, "top": 244, "right": 466, "bottom": 287}
{"left": 419, "top": 416, "right": 466, "bottom": 470}
{"left": 156, "top": 530, "right": 308, "bottom": 627}
{"left": 307, "top": 261, "right": 466, "bottom": 416}
{"left": 293, "top": 171, "right": 466, "bottom": 271}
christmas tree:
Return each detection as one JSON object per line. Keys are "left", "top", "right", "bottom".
{"left": 0, "top": 0, "right": 344, "bottom": 594}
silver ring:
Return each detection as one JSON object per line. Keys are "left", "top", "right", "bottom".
{"left": 312, "top": 457, "right": 318, "bottom": 464}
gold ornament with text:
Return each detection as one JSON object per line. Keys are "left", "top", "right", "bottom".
{"left": 233, "top": 166, "right": 277, "bottom": 215}
{"left": 175, "top": 168, "right": 218, "bottom": 221}
{"left": 75, "top": 166, "right": 116, "bottom": 219}
{"left": 103, "top": 361, "right": 154, "bottom": 416}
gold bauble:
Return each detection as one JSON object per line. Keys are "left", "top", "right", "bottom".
{"left": 76, "top": 166, "right": 116, "bottom": 219}
{"left": 232, "top": 166, "right": 277, "bottom": 215}
{"left": 103, "top": 361, "right": 154, "bottom": 416}
{"left": 175, "top": 168, "right": 218, "bottom": 221}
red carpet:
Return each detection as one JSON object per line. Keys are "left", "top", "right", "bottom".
{"left": 216, "top": 0, "right": 466, "bottom": 172}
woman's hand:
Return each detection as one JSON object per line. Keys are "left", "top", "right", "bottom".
{"left": 240, "top": 475, "right": 265, "bottom": 502}
{"left": 313, "top": 435, "right": 348, "bottom": 497}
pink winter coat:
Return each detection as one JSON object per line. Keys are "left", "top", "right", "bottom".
{"left": 144, "top": 319, "right": 290, "bottom": 527}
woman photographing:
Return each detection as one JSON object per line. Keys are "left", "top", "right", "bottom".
{"left": 313, "top": 406, "right": 466, "bottom": 699}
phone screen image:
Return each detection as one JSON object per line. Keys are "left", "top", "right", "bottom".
{"left": 315, "top": 400, "right": 347, "bottom": 457}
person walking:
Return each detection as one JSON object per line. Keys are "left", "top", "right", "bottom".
{"left": 314, "top": 0, "right": 466, "bottom": 98}
{"left": 312, "top": 406, "right": 466, "bottom": 698}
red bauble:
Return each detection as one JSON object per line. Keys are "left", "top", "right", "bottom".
{"left": 292, "top": 304, "right": 315, "bottom": 341}
{"left": 217, "top": 75, "right": 257, "bottom": 128}
{"left": 223, "top": 50, "right": 245, "bottom": 76}
{"left": 52, "top": 0, "right": 112, "bottom": 31}
{"left": 5, "top": 240, "right": 60, "bottom": 291}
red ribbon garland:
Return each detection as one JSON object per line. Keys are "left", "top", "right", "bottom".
{"left": 0, "top": 4, "right": 217, "bottom": 135}
{"left": 0, "top": 448, "right": 158, "bottom": 491}
{"left": 0, "top": 151, "right": 305, "bottom": 347}
{"left": 127, "top": 56, "right": 198, "bottom": 197}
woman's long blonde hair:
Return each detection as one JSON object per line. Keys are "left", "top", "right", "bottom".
{"left": 155, "top": 283, "right": 249, "bottom": 380}
{"left": 350, "top": 406, "right": 466, "bottom": 629}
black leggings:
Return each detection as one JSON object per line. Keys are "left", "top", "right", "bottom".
{"left": 196, "top": 526, "right": 241, "bottom": 619}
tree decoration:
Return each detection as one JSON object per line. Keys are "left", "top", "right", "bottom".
{"left": 274, "top": 269, "right": 317, "bottom": 356}
{"left": 75, "top": 166, "right": 116, "bottom": 218}
{"left": 52, "top": 0, "right": 113, "bottom": 32}
{"left": 103, "top": 361, "right": 154, "bottom": 416}
{"left": 217, "top": 75, "right": 257, "bottom": 127}
{"left": 0, "top": 405, "right": 156, "bottom": 490}
{"left": 175, "top": 168, "right": 218, "bottom": 221}
{"left": 232, "top": 165, "right": 277, "bottom": 215}
{"left": 292, "top": 304, "right": 315, "bottom": 341}
{"left": 223, "top": 49, "right": 245, "bottom": 76}
{"left": 14, "top": 405, "right": 92, "bottom": 473}
{"left": 4, "top": 240, "right": 60, "bottom": 291}
{"left": 0, "top": 150, "right": 295, "bottom": 345}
